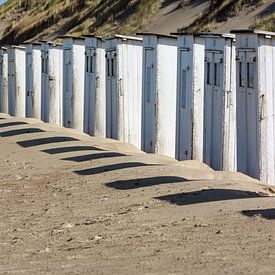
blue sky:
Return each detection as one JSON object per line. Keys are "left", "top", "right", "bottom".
{"left": 0, "top": 0, "right": 6, "bottom": 5}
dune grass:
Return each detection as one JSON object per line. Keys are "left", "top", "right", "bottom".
{"left": 0, "top": 0, "right": 159, "bottom": 44}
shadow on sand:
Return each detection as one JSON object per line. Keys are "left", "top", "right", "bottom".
{"left": 0, "top": 121, "right": 28, "bottom": 128}
{"left": 241, "top": 208, "right": 275, "bottom": 220}
{"left": 106, "top": 176, "right": 188, "bottom": 190}
{"left": 155, "top": 189, "right": 266, "bottom": 206}
{"left": 42, "top": 145, "right": 105, "bottom": 155}
{"left": 17, "top": 136, "right": 79, "bottom": 148}
{"left": 75, "top": 162, "right": 159, "bottom": 176}
{"left": 0, "top": 128, "right": 45, "bottom": 137}
{"left": 62, "top": 152, "right": 127, "bottom": 162}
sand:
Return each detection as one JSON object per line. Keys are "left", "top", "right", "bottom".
{"left": 0, "top": 113, "right": 274, "bottom": 274}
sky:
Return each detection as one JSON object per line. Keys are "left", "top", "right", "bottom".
{"left": 0, "top": 0, "right": 6, "bottom": 5}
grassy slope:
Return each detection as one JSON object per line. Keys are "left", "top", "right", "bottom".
{"left": 0, "top": 0, "right": 274, "bottom": 45}
{"left": 185, "top": 0, "right": 275, "bottom": 32}
{"left": 0, "top": 0, "right": 159, "bottom": 44}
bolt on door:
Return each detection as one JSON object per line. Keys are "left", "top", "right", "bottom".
{"left": 203, "top": 51, "right": 224, "bottom": 170}
{"left": 236, "top": 50, "right": 258, "bottom": 178}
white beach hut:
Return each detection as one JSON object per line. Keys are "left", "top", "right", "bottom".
{"left": 231, "top": 29, "right": 275, "bottom": 184}
{"left": 105, "top": 35, "right": 143, "bottom": 149}
{"left": 83, "top": 35, "right": 106, "bottom": 137}
{"left": 48, "top": 43, "right": 63, "bottom": 126}
{"left": 62, "top": 36, "right": 85, "bottom": 131}
{"left": 40, "top": 41, "right": 63, "bottom": 125}
{"left": 25, "top": 43, "right": 41, "bottom": 118}
{"left": 174, "top": 33, "right": 205, "bottom": 162}
{"left": 200, "top": 32, "right": 236, "bottom": 171}
{"left": 8, "top": 46, "right": 26, "bottom": 117}
{"left": 0, "top": 47, "right": 8, "bottom": 113}
{"left": 139, "top": 33, "right": 177, "bottom": 158}
{"left": 24, "top": 43, "right": 42, "bottom": 120}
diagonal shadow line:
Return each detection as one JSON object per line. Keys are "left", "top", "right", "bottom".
{"left": 0, "top": 122, "right": 29, "bottom": 128}
{"left": 62, "top": 152, "right": 127, "bottom": 162}
{"left": 42, "top": 145, "right": 105, "bottom": 155}
{"left": 241, "top": 208, "right": 275, "bottom": 220}
{"left": 17, "top": 137, "right": 79, "bottom": 148}
{"left": 155, "top": 189, "right": 266, "bottom": 206}
{"left": 0, "top": 118, "right": 6, "bottom": 120}
{"left": 75, "top": 162, "right": 159, "bottom": 176}
{"left": 106, "top": 176, "right": 188, "bottom": 190}
{"left": 0, "top": 128, "right": 45, "bottom": 137}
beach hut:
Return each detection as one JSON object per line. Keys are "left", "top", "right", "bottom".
{"left": 8, "top": 46, "right": 26, "bottom": 117}
{"left": 231, "top": 29, "right": 275, "bottom": 184}
{"left": 83, "top": 35, "right": 106, "bottom": 137}
{"left": 200, "top": 32, "right": 236, "bottom": 171}
{"left": 25, "top": 43, "right": 41, "bottom": 118}
{"left": 62, "top": 36, "right": 85, "bottom": 131}
{"left": 105, "top": 35, "right": 143, "bottom": 149}
{"left": 0, "top": 47, "right": 8, "bottom": 113}
{"left": 24, "top": 43, "right": 42, "bottom": 120}
{"left": 40, "top": 41, "right": 63, "bottom": 125}
{"left": 138, "top": 33, "right": 177, "bottom": 158}
{"left": 48, "top": 43, "right": 63, "bottom": 126}
{"left": 174, "top": 33, "right": 205, "bottom": 162}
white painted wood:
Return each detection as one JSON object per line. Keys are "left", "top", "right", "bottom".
{"left": 0, "top": 47, "right": 8, "bottom": 113}
{"left": 31, "top": 45, "right": 42, "bottom": 121}
{"left": 192, "top": 38, "right": 205, "bottom": 162}
{"left": 62, "top": 37, "right": 85, "bottom": 132}
{"left": 84, "top": 36, "right": 106, "bottom": 137}
{"left": 233, "top": 30, "right": 275, "bottom": 185}
{"left": 176, "top": 35, "right": 205, "bottom": 162}
{"left": 48, "top": 44, "right": 63, "bottom": 126}
{"left": 258, "top": 35, "right": 275, "bottom": 184}
{"left": 176, "top": 35, "right": 200, "bottom": 161}
{"left": 141, "top": 34, "right": 177, "bottom": 158}
{"left": 105, "top": 35, "right": 143, "bottom": 149}
{"left": 200, "top": 33, "right": 236, "bottom": 171}
{"left": 8, "top": 46, "right": 26, "bottom": 118}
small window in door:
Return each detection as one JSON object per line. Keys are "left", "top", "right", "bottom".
{"left": 207, "top": 62, "right": 213, "bottom": 85}
{"left": 107, "top": 59, "right": 110, "bottom": 77}
{"left": 181, "top": 69, "right": 187, "bottom": 108}
{"left": 214, "top": 63, "right": 222, "bottom": 86}
{"left": 0, "top": 60, "right": 3, "bottom": 76}
{"left": 86, "top": 55, "right": 89, "bottom": 73}
{"left": 45, "top": 57, "right": 48, "bottom": 74}
{"left": 90, "top": 56, "right": 95, "bottom": 73}
{"left": 111, "top": 58, "right": 116, "bottom": 77}
{"left": 42, "top": 58, "right": 45, "bottom": 74}
{"left": 239, "top": 62, "right": 246, "bottom": 87}
{"left": 146, "top": 67, "right": 151, "bottom": 103}
{"left": 247, "top": 63, "right": 255, "bottom": 88}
